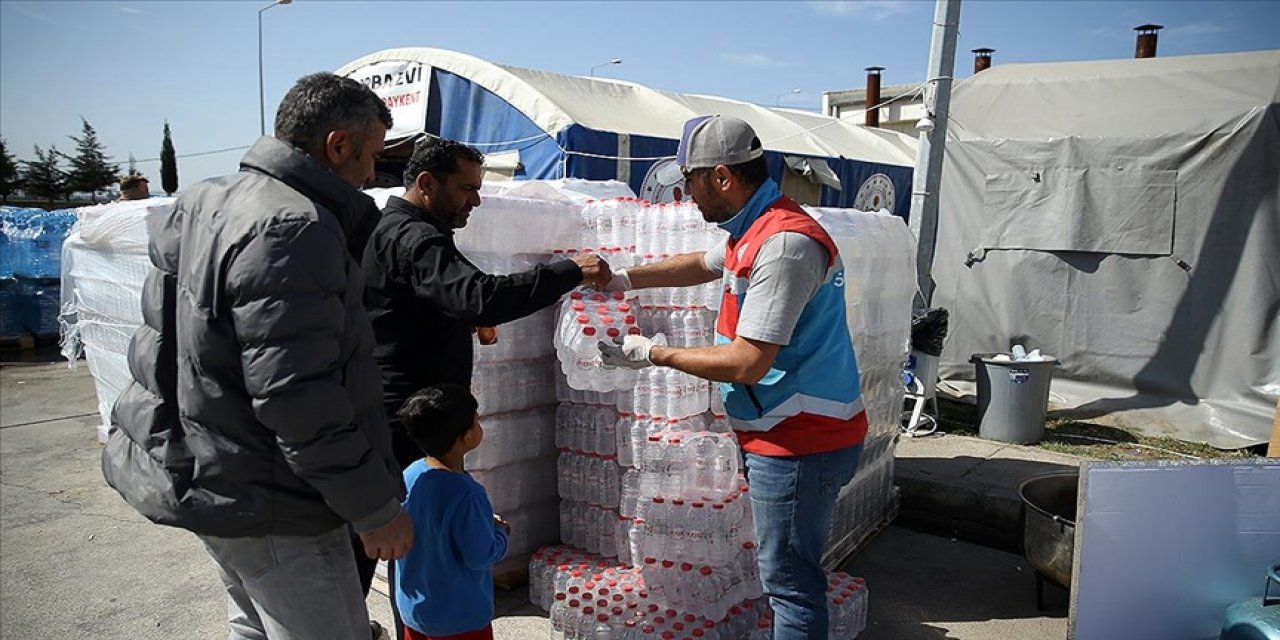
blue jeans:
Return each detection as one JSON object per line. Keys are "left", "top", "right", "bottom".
{"left": 744, "top": 444, "right": 863, "bottom": 640}
{"left": 199, "top": 526, "right": 371, "bottom": 640}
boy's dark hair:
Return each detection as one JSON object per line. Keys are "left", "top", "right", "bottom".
{"left": 403, "top": 136, "right": 485, "bottom": 188}
{"left": 274, "top": 72, "right": 393, "bottom": 154}
{"left": 397, "top": 384, "right": 479, "bottom": 457}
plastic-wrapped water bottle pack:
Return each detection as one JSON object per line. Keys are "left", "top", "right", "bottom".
{"left": 0, "top": 207, "right": 77, "bottom": 280}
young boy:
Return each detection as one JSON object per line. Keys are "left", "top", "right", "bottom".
{"left": 395, "top": 384, "right": 509, "bottom": 640}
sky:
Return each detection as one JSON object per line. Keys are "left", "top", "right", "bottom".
{"left": 2, "top": 0, "right": 1278, "bottom": 191}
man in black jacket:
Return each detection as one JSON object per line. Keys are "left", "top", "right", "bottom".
{"left": 365, "top": 136, "right": 610, "bottom": 468}
{"left": 360, "top": 137, "right": 609, "bottom": 630}
{"left": 104, "top": 73, "right": 411, "bottom": 640}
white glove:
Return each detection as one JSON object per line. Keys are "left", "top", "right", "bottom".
{"left": 602, "top": 268, "right": 632, "bottom": 292}
{"left": 598, "top": 334, "right": 655, "bottom": 370}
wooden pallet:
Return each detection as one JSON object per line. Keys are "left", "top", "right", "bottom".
{"left": 0, "top": 332, "right": 61, "bottom": 351}
{"left": 492, "top": 552, "right": 532, "bottom": 591}
{"left": 0, "top": 334, "right": 36, "bottom": 351}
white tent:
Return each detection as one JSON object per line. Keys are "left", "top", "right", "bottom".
{"left": 932, "top": 50, "right": 1280, "bottom": 448}
{"left": 337, "top": 48, "right": 916, "bottom": 212}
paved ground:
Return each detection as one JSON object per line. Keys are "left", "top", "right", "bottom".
{"left": 1, "top": 362, "right": 1068, "bottom": 639}
{"left": 895, "top": 431, "right": 1082, "bottom": 552}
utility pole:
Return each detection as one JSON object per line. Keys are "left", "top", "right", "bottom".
{"left": 908, "top": 0, "right": 961, "bottom": 308}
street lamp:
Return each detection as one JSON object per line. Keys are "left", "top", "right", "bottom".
{"left": 258, "top": 0, "right": 292, "bottom": 136}
{"left": 590, "top": 58, "right": 623, "bottom": 77}
{"left": 775, "top": 88, "right": 801, "bottom": 107}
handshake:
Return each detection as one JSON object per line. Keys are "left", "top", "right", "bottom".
{"left": 566, "top": 258, "right": 652, "bottom": 368}
{"left": 570, "top": 255, "right": 633, "bottom": 292}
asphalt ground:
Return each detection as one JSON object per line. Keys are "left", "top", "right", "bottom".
{"left": 0, "top": 362, "right": 1068, "bottom": 639}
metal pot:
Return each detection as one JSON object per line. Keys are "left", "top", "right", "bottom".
{"left": 1018, "top": 471, "right": 1079, "bottom": 610}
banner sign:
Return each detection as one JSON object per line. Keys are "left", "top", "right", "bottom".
{"left": 344, "top": 60, "right": 430, "bottom": 141}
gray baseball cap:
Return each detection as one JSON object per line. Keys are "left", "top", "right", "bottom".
{"left": 676, "top": 115, "right": 764, "bottom": 171}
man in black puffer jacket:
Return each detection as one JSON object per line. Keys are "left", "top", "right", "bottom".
{"left": 103, "top": 73, "right": 410, "bottom": 640}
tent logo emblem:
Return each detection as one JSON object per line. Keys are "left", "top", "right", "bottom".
{"left": 853, "top": 173, "right": 896, "bottom": 212}
{"left": 640, "top": 158, "right": 686, "bottom": 204}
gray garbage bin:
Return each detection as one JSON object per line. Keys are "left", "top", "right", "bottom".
{"left": 970, "top": 353, "right": 1059, "bottom": 444}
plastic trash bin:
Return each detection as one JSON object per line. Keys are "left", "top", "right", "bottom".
{"left": 970, "top": 352, "right": 1059, "bottom": 444}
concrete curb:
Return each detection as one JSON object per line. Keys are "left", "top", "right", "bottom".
{"left": 893, "top": 433, "right": 1083, "bottom": 553}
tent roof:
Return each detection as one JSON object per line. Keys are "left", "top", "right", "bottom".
{"left": 948, "top": 49, "right": 1280, "bottom": 140}
{"left": 335, "top": 47, "right": 917, "bottom": 166}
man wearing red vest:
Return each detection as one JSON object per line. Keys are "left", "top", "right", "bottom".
{"left": 600, "top": 115, "right": 866, "bottom": 639}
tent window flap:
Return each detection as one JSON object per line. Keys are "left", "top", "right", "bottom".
{"left": 980, "top": 166, "right": 1175, "bottom": 256}
{"left": 784, "top": 156, "right": 843, "bottom": 191}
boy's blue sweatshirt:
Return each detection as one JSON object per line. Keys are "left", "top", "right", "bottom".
{"left": 395, "top": 460, "right": 508, "bottom": 636}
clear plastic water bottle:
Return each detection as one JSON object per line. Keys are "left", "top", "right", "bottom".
{"left": 620, "top": 469, "right": 641, "bottom": 517}
{"left": 662, "top": 368, "right": 683, "bottom": 419}
{"left": 660, "top": 433, "right": 686, "bottom": 498}
{"left": 614, "top": 412, "right": 636, "bottom": 467}
{"left": 596, "top": 407, "right": 618, "bottom": 456}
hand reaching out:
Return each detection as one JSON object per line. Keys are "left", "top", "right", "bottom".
{"left": 598, "top": 334, "right": 656, "bottom": 370}
{"left": 573, "top": 254, "right": 613, "bottom": 290}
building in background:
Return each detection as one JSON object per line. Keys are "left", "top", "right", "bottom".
{"left": 821, "top": 82, "right": 926, "bottom": 136}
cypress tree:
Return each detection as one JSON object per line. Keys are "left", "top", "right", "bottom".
{"left": 160, "top": 121, "right": 178, "bottom": 196}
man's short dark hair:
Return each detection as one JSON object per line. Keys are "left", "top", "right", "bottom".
{"left": 119, "top": 174, "right": 148, "bottom": 190}
{"left": 274, "top": 72, "right": 393, "bottom": 153}
{"left": 397, "top": 384, "right": 479, "bottom": 458}
{"left": 403, "top": 136, "right": 485, "bottom": 188}
{"left": 725, "top": 153, "right": 769, "bottom": 189}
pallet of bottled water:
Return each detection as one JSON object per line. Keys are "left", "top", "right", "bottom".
{"left": 528, "top": 545, "right": 868, "bottom": 639}
{"left": 537, "top": 197, "right": 918, "bottom": 638}
{"left": 808, "top": 207, "right": 916, "bottom": 564}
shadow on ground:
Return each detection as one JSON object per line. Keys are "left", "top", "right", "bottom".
{"left": 842, "top": 526, "right": 1068, "bottom": 640}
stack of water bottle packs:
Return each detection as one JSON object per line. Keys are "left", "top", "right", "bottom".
{"left": 0, "top": 206, "right": 77, "bottom": 340}
{"left": 528, "top": 545, "right": 870, "bottom": 639}
{"left": 58, "top": 199, "right": 174, "bottom": 442}
{"left": 533, "top": 196, "right": 907, "bottom": 638}
{"left": 461, "top": 203, "right": 571, "bottom": 564}
{"left": 802, "top": 207, "right": 917, "bottom": 562}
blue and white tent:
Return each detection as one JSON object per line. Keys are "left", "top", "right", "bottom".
{"left": 336, "top": 48, "right": 917, "bottom": 214}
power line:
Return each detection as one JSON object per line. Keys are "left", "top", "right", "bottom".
{"left": 117, "top": 144, "right": 252, "bottom": 166}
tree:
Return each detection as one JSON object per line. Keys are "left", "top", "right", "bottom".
{"left": 21, "top": 145, "right": 68, "bottom": 204}
{"left": 160, "top": 121, "right": 178, "bottom": 196}
{"left": 0, "top": 137, "right": 18, "bottom": 203}
{"left": 65, "top": 118, "right": 116, "bottom": 203}
{"left": 127, "top": 153, "right": 138, "bottom": 176}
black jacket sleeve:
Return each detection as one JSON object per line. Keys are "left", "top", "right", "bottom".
{"left": 398, "top": 234, "right": 583, "bottom": 326}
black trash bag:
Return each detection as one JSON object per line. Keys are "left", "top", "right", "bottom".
{"left": 910, "top": 307, "right": 949, "bottom": 356}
